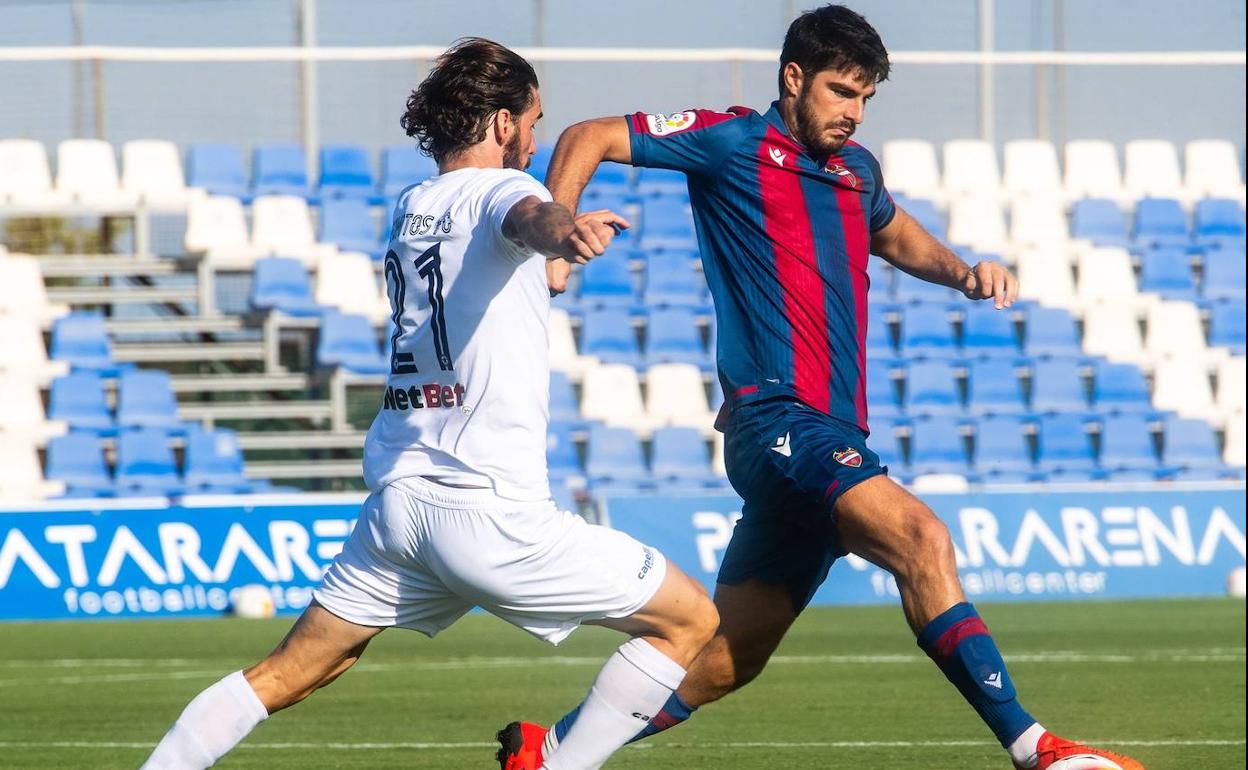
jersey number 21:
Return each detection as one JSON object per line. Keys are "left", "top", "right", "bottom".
{"left": 385, "top": 244, "right": 452, "bottom": 374}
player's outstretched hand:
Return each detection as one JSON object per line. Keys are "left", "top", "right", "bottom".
{"left": 961, "top": 260, "right": 1019, "bottom": 310}
{"left": 565, "top": 209, "right": 630, "bottom": 264}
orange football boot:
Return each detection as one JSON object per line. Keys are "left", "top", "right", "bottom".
{"left": 495, "top": 721, "right": 548, "bottom": 770}
{"left": 1016, "top": 731, "right": 1145, "bottom": 770}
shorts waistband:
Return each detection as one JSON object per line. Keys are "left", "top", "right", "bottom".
{"left": 388, "top": 476, "right": 554, "bottom": 511}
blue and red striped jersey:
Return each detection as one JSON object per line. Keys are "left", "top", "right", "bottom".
{"left": 627, "top": 103, "right": 895, "bottom": 432}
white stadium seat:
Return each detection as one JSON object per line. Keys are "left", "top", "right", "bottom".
{"left": 1184, "top": 140, "right": 1246, "bottom": 202}
{"left": 0, "top": 376, "right": 66, "bottom": 444}
{"left": 315, "top": 251, "right": 388, "bottom": 324}
{"left": 580, "top": 363, "right": 656, "bottom": 432}
{"left": 0, "top": 441, "right": 64, "bottom": 503}
{"left": 1123, "top": 140, "right": 1184, "bottom": 201}
{"left": 711, "top": 430, "right": 726, "bottom": 477}
{"left": 1152, "top": 357, "right": 1219, "bottom": 421}
{"left": 1225, "top": 411, "right": 1246, "bottom": 467}
{"left": 1003, "top": 140, "right": 1062, "bottom": 197}
{"left": 947, "top": 195, "right": 1008, "bottom": 253}
{"left": 1144, "top": 300, "right": 1220, "bottom": 364}
{"left": 1216, "top": 357, "right": 1246, "bottom": 417}
{"left": 251, "top": 195, "right": 336, "bottom": 262}
{"left": 0, "top": 255, "right": 68, "bottom": 324}
{"left": 943, "top": 140, "right": 1000, "bottom": 196}
{"left": 55, "top": 139, "right": 139, "bottom": 208}
{"left": 122, "top": 139, "right": 198, "bottom": 209}
{"left": 549, "top": 308, "right": 596, "bottom": 377}
{"left": 184, "top": 195, "right": 259, "bottom": 269}
{"left": 1081, "top": 304, "right": 1146, "bottom": 364}
{"left": 0, "top": 316, "right": 70, "bottom": 384}
{"left": 882, "top": 140, "right": 942, "bottom": 200}
{"left": 0, "top": 139, "right": 71, "bottom": 208}
{"left": 1063, "top": 140, "right": 1124, "bottom": 200}
{"left": 645, "top": 363, "right": 715, "bottom": 431}
{"left": 1076, "top": 247, "right": 1150, "bottom": 309}
{"left": 1009, "top": 195, "right": 1069, "bottom": 247}
{"left": 1016, "top": 249, "right": 1076, "bottom": 307}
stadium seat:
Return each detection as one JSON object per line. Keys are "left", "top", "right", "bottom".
{"left": 1138, "top": 248, "right": 1196, "bottom": 301}
{"left": 1081, "top": 304, "right": 1146, "bottom": 364}
{"left": 187, "top": 143, "right": 251, "bottom": 201}
{"left": 115, "top": 429, "right": 183, "bottom": 496}
{"left": 1030, "top": 358, "right": 1089, "bottom": 414}
{"left": 867, "top": 359, "right": 901, "bottom": 418}
{"left": 528, "top": 144, "right": 555, "bottom": 183}
{"left": 1036, "top": 413, "right": 1097, "bottom": 475}
{"left": 580, "top": 363, "right": 652, "bottom": 431}
{"left": 548, "top": 308, "right": 596, "bottom": 376}
{"left": 585, "top": 424, "right": 649, "bottom": 486}
{"left": 943, "top": 140, "right": 1000, "bottom": 196}
{"left": 316, "top": 251, "right": 388, "bottom": 324}
{"left": 251, "top": 195, "right": 336, "bottom": 261}
{"left": 1151, "top": 357, "right": 1218, "bottom": 420}
{"left": 0, "top": 254, "right": 68, "bottom": 323}
{"left": 646, "top": 308, "right": 709, "bottom": 365}
{"left": 1225, "top": 412, "right": 1246, "bottom": 467}
{"left": 1124, "top": 140, "right": 1183, "bottom": 200}
{"left": 45, "top": 432, "right": 113, "bottom": 497}
{"left": 251, "top": 257, "right": 321, "bottom": 317}
{"left": 1063, "top": 140, "right": 1123, "bottom": 200}
{"left": 1076, "top": 247, "right": 1146, "bottom": 308}
{"left": 1184, "top": 140, "right": 1246, "bottom": 200}
{"left": 866, "top": 303, "right": 895, "bottom": 358}
{"left": 49, "top": 312, "right": 119, "bottom": 375}
{"left": 896, "top": 197, "right": 945, "bottom": 240}
{"left": 319, "top": 144, "right": 378, "bottom": 202}
{"left": 908, "top": 415, "right": 970, "bottom": 475}
{"left": 184, "top": 195, "right": 258, "bottom": 268}
{"left": 893, "top": 270, "right": 957, "bottom": 303}
{"left": 882, "top": 140, "right": 941, "bottom": 199}
{"left": 1093, "top": 362, "right": 1153, "bottom": 414}
{"left": 183, "top": 427, "right": 252, "bottom": 493}
{"left": 0, "top": 376, "right": 66, "bottom": 443}
{"left": 316, "top": 311, "right": 388, "bottom": 375}
{"left": 320, "top": 198, "right": 381, "bottom": 256}
{"left": 121, "top": 139, "right": 196, "bottom": 208}
{"left": 0, "top": 442, "right": 64, "bottom": 501}
{"left": 643, "top": 256, "right": 708, "bottom": 310}
{"left": 1023, "top": 306, "right": 1083, "bottom": 358}
{"left": 578, "top": 255, "right": 637, "bottom": 308}
{"left": 867, "top": 418, "right": 903, "bottom": 469}
{"left": 1162, "top": 417, "right": 1226, "bottom": 472}
{"left": 116, "top": 369, "right": 183, "bottom": 433}
{"left": 48, "top": 371, "right": 114, "bottom": 435}
{"left": 0, "top": 317, "right": 68, "bottom": 384}
{"left": 1203, "top": 247, "right": 1247, "bottom": 302}
{"left": 1194, "top": 198, "right": 1246, "bottom": 243}
{"left": 904, "top": 360, "right": 960, "bottom": 414}
{"left": 590, "top": 162, "right": 632, "bottom": 190}
{"left": 961, "top": 304, "right": 1019, "bottom": 357}
{"left": 382, "top": 145, "right": 438, "bottom": 197}
{"left": 947, "top": 195, "right": 1007, "bottom": 253}
{"left": 55, "top": 139, "right": 138, "bottom": 207}
{"left": 1144, "top": 300, "right": 1213, "bottom": 362}
{"left": 1003, "top": 140, "right": 1062, "bottom": 197}
{"left": 899, "top": 303, "right": 957, "bottom": 358}
{"left": 650, "top": 426, "right": 715, "bottom": 484}
{"left": 253, "top": 144, "right": 313, "bottom": 200}
{"left": 645, "top": 363, "right": 715, "bottom": 429}
{"left": 580, "top": 308, "right": 642, "bottom": 366}
{"left": 1070, "top": 198, "right": 1129, "bottom": 247}
{"left": 1098, "top": 414, "right": 1158, "bottom": 472}
{"left": 971, "top": 415, "right": 1034, "bottom": 479}
{"left": 549, "top": 371, "right": 580, "bottom": 424}
{"left": 1010, "top": 195, "right": 1069, "bottom": 246}
{"left": 640, "top": 198, "right": 697, "bottom": 251}
{"left": 1133, "top": 197, "right": 1189, "bottom": 247}
{"left": 0, "top": 139, "right": 71, "bottom": 207}
{"left": 966, "top": 359, "right": 1025, "bottom": 415}
{"left": 1015, "top": 250, "right": 1076, "bottom": 308}
{"left": 546, "top": 421, "right": 583, "bottom": 480}
{"left": 636, "top": 167, "right": 689, "bottom": 197}
{"left": 1216, "top": 357, "right": 1246, "bottom": 416}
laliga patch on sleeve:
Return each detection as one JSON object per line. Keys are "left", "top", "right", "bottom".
{"left": 645, "top": 111, "right": 698, "bottom": 136}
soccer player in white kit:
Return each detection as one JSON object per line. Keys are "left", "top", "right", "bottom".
{"left": 140, "top": 37, "right": 718, "bottom": 770}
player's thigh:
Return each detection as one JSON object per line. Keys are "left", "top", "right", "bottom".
{"left": 586, "top": 559, "right": 715, "bottom": 643}
{"left": 832, "top": 473, "right": 950, "bottom": 573}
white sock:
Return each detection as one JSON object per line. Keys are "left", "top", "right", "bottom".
{"left": 140, "top": 670, "right": 269, "bottom": 770}
{"left": 542, "top": 638, "right": 686, "bottom": 770}
{"left": 1008, "top": 722, "right": 1047, "bottom": 767}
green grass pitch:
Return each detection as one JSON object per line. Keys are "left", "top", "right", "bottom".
{"left": 1, "top": 599, "right": 1243, "bottom": 769}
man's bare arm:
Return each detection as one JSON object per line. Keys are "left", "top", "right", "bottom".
{"left": 545, "top": 117, "right": 633, "bottom": 211}
{"left": 502, "top": 196, "right": 630, "bottom": 264}
{"left": 870, "top": 206, "right": 1018, "bottom": 309}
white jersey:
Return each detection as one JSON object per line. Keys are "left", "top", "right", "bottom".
{"left": 362, "top": 167, "right": 554, "bottom": 501}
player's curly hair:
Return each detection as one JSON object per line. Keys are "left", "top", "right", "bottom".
{"left": 779, "top": 4, "right": 890, "bottom": 92}
{"left": 400, "top": 37, "right": 539, "bottom": 163}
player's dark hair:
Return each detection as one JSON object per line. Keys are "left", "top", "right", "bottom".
{"left": 778, "top": 4, "right": 890, "bottom": 93}
{"left": 401, "top": 37, "right": 539, "bottom": 163}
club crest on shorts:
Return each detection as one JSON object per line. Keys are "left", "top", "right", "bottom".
{"left": 825, "top": 163, "right": 859, "bottom": 188}
{"left": 833, "top": 447, "right": 863, "bottom": 468}
{"left": 645, "top": 111, "right": 697, "bottom": 136}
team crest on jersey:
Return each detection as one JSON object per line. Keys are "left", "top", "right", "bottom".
{"left": 825, "top": 163, "right": 859, "bottom": 188}
{"left": 833, "top": 447, "right": 863, "bottom": 468}
{"left": 646, "top": 111, "right": 697, "bottom": 136}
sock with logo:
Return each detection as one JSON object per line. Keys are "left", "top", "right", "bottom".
{"left": 541, "top": 638, "right": 687, "bottom": 770}
{"left": 140, "top": 670, "right": 269, "bottom": 770}
{"left": 916, "top": 603, "right": 1036, "bottom": 748}
{"left": 543, "top": 690, "right": 696, "bottom": 758}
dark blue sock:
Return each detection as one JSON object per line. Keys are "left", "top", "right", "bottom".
{"left": 916, "top": 602, "right": 1035, "bottom": 747}
{"left": 551, "top": 691, "right": 695, "bottom": 746}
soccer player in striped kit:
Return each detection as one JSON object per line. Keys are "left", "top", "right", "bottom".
{"left": 499, "top": 6, "right": 1144, "bottom": 770}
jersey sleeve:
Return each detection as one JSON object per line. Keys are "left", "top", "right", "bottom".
{"left": 627, "top": 108, "right": 750, "bottom": 176}
{"left": 482, "top": 171, "right": 554, "bottom": 262}
{"left": 863, "top": 152, "right": 896, "bottom": 232}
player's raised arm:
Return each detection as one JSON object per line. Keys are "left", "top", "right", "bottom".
{"left": 546, "top": 117, "right": 634, "bottom": 212}
{"left": 870, "top": 206, "right": 1019, "bottom": 310}
{"left": 502, "top": 195, "right": 630, "bottom": 264}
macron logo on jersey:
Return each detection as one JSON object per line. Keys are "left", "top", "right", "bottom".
{"left": 645, "top": 111, "right": 698, "bottom": 136}
{"left": 768, "top": 146, "right": 787, "bottom": 166}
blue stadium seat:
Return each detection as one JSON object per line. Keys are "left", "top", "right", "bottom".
{"left": 48, "top": 371, "right": 114, "bottom": 435}
{"left": 1133, "top": 197, "right": 1189, "bottom": 246}
{"left": 643, "top": 256, "right": 708, "bottom": 310}
{"left": 253, "top": 144, "right": 313, "bottom": 200}
{"left": 1208, "top": 300, "right": 1246, "bottom": 355}
{"left": 51, "top": 312, "right": 122, "bottom": 375}
{"left": 319, "top": 198, "right": 381, "bottom": 257}
{"left": 866, "top": 303, "right": 895, "bottom": 358}
{"left": 184, "top": 427, "right": 253, "bottom": 493}
{"left": 549, "top": 371, "right": 580, "bottom": 424}
{"left": 547, "top": 421, "right": 583, "bottom": 481}
{"left": 187, "top": 144, "right": 250, "bottom": 202}
{"left": 580, "top": 308, "right": 642, "bottom": 366}
{"left": 966, "top": 359, "right": 1025, "bottom": 415}
{"left": 893, "top": 271, "right": 957, "bottom": 303}
{"left": 899, "top": 303, "right": 957, "bottom": 358}
{"left": 868, "top": 418, "right": 904, "bottom": 469}
{"left": 1036, "top": 414, "right": 1097, "bottom": 476}
{"left": 1194, "top": 198, "right": 1246, "bottom": 243}
{"left": 381, "top": 145, "right": 438, "bottom": 196}
{"left": 640, "top": 198, "right": 697, "bottom": 251}
{"left": 867, "top": 359, "right": 901, "bottom": 418}
{"left": 319, "top": 144, "right": 378, "bottom": 202}
{"left": 117, "top": 369, "right": 183, "bottom": 434}
{"left": 1093, "top": 362, "right": 1154, "bottom": 413}
{"left": 1023, "top": 306, "right": 1082, "bottom": 358}
{"left": 898, "top": 197, "right": 945, "bottom": 240}
{"left": 1098, "top": 414, "right": 1159, "bottom": 472}
{"left": 962, "top": 304, "right": 1019, "bottom": 357}
{"left": 528, "top": 144, "right": 555, "bottom": 182}
{"left": 970, "top": 416, "right": 1035, "bottom": 480}
{"left": 646, "top": 307, "right": 709, "bottom": 365}
{"left": 590, "top": 162, "right": 632, "bottom": 191}
{"left": 586, "top": 424, "right": 649, "bottom": 486}
{"left": 651, "top": 427, "right": 715, "bottom": 484}
{"left": 867, "top": 258, "right": 891, "bottom": 298}
{"left": 251, "top": 257, "right": 321, "bottom": 317}
{"left": 45, "top": 433, "right": 113, "bottom": 497}
{"left": 1162, "top": 417, "right": 1226, "bottom": 471}
{"left": 115, "top": 429, "right": 184, "bottom": 496}
{"left": 709, "top": 376, "right": 724, "bottom": 412}
{"left": 317, "top": 311, "right": 388, "bottom": 374}
{"left": 1203, "top": 248, "right": 1247, "bottom": 301}
{"left": 1030, "top": 358, "right": 1089, "bottom": 414}
{"left": 909, "top": 415, "right": 970, "bottom": 475}
{"left": 1070, "top": 198, "right": 1129, "bottom": 247}
{"left": 904, "top": 360, "right": 961, "bottom": 414}
{"left": 636, "top": 167, "right": 688, "bottom": 197}
{"left": 578, "top": 255, "right": 636, "bottom": 308}
{"left": 1138, "top": 248, "right": 1197, "bottom": 301}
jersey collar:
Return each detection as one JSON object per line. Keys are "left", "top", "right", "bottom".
{"left": 762, "top": 101, "right": 833, "bottom": 167}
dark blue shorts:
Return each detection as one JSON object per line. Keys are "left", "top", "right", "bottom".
{"left": 718, "top": 397, "right": 888, "bottom": 612}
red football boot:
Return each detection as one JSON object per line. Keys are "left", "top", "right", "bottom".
{"left": 1015, "top": 731, "right": 1145, "bottom": 770}
{"left": 495, "top": 721, "right": 548, "bottom": 770}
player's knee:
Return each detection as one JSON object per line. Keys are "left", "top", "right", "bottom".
{"left": 897, "top": 508, "right": 955, "bottom": 579}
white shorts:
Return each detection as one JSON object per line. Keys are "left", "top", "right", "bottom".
{"left": 313, "top": 477, "right": 667, "bottom": 644}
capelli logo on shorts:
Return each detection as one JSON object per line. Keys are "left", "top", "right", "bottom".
{"left": 833, "top": 448, "right": 863, "bottom": 468}
{"left": 637, "top": 548, "right": 656, "bottom": 580}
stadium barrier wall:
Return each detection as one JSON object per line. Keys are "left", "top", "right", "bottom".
{"left": 0, "top": 486, "right": 1243, "bottom": 621}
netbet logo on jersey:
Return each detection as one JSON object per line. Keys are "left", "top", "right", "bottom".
{"left": 645, "top": 111, "right": 697, "bottom": 136}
